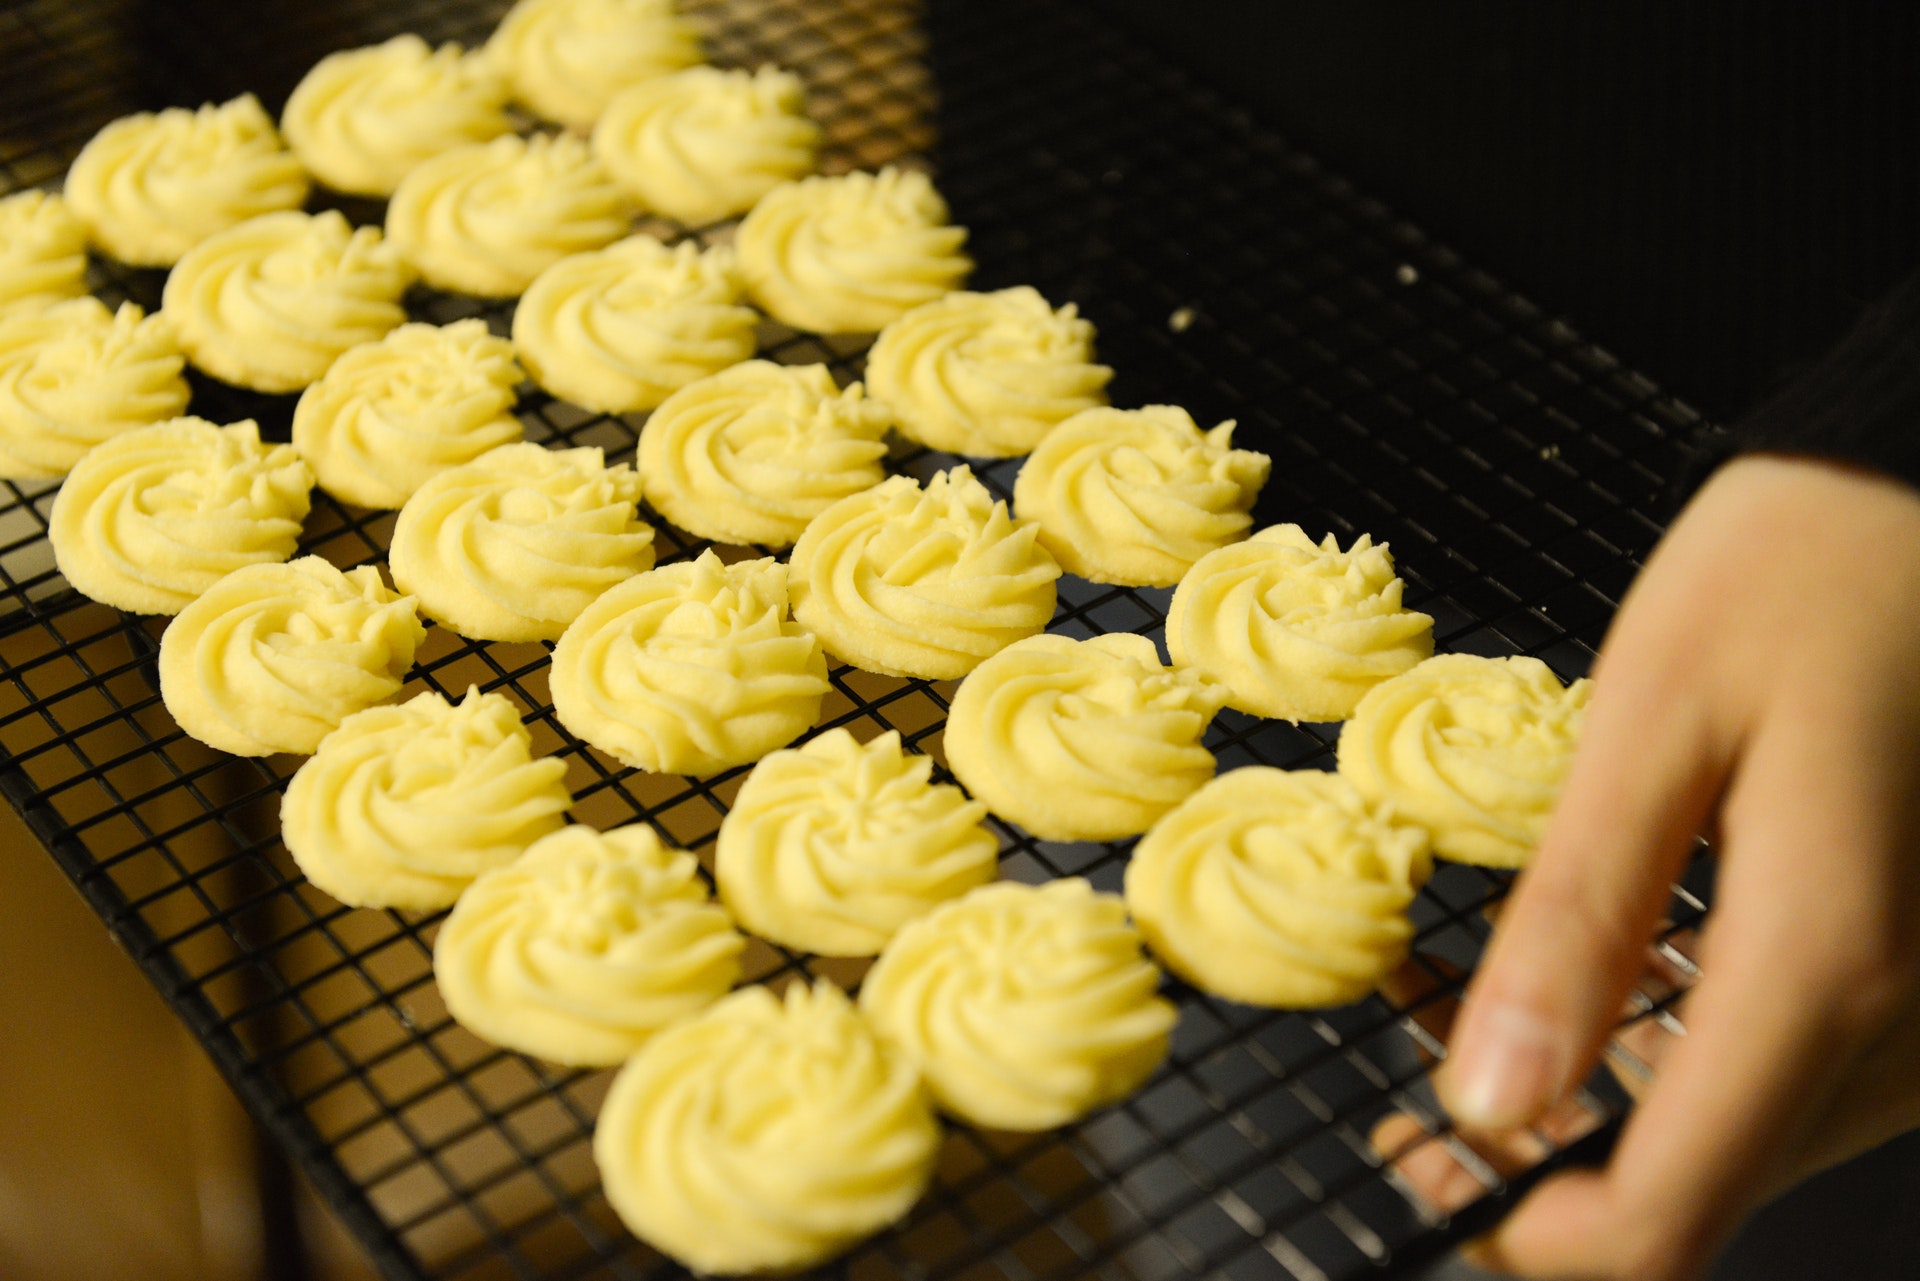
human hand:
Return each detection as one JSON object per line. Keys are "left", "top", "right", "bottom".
{"left": 1428, "top": 454, "right": 1920, "bottom": 1279}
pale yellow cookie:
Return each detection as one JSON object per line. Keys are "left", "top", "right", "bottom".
{"left": 716, "top": 728, "right": 997, "bottom": 956}
{"left": 488, "top": 0, "right": 703, "bottom": 130}
{"left": 1337, "top": 653, "right": 1591, "bottom": 868}
{"left": 865, "top": 287, "right": 1112, "bottom": 457}
{"left": 292, "top": 320, "right": 523, "bottom": 510}
{"left": 550, "top": 550, "right": 828, "bottom": 774}
{"left": 0, "top": 190, "right": 87, "bottom": 317}
{"left": 1014, "top": 404, "right": 1270, "bottom": 587}
{"left": 860, "top": 879, "right": 1175, "bottom": 1131}
{"left": 158, "top": 557, "right": 424, "bottom": 756}
{"left": 1125, "top": 767, "right": 1432, "bottom": 1008}
{"left": 283, "top": 36, "right": 512, "bottom": 198}
{"left": 389, "top": 442, "right": 655, "bottom": 641}
{"left": 283, "top": 687, "right": 572, "bottom": 910}
{"left": 435, "top": 823, "right": 745, "bottom": 1066}
{"left": 65, "top": 94, "right": 307, "bottom": 268}
{"left": 789, "top": 466, "right": 1061, "bottom": 680}
{"left": 735, "top": 168, "right": 972, "bottom": 334}
{"left": 512, "top": 236, "right": 755, "bottom": 414}
{"left": 50, "top": 417, "right": 312, "bottom": 615}
{"left": 385, "top": 133, "right": 630, "bottom": 297}
{"left": 944, "top": 632, "right": 1227, "bottom": 842}
{"left": 0, "top": 297, "right": 190, "bottom": 479}
{"left": 592, "top": 65, "right": 819, "bottom": 225}
{"left": 595, "top": 979, "right": 938, "bottom": 1275}
{"left": 162, "top": 210, "right": 412, "bottom": 393}
{"left": 1168, "top": 524, "right": 1434, "bottom": 722}
{"left": 637, "top": 360, "right": 889, "bottom": 548}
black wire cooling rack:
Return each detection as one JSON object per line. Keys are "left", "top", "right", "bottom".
{"left": 0, "top": 0, "right": 1713, "bottom": 1278}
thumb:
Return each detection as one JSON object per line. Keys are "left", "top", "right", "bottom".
{"left": 1439, "top": 639, "right": 1735, "bottom": 1132}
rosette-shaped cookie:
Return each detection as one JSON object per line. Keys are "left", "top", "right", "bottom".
{"left": 716, "top": 729, "right": 997, "bottom": 956}
{"left": 50, "top": 417, "right": 313, "bottom": 615}
{"left": 0, "top": 298, "right": 190, "bottom": 479}
{"left": 1014, "top": 405, "right": 1270, "bottom": 587}
{"left": 436, "top": 823, "right": 746, "bottom": 1066}
{"left": 945, "top": 633, "right": 1227, "bottom": 842}
{"left": 64, "top": 94, "right": 308, "bottom": 267}
{"left": 861, "top": 879, "right": 1176, "bottom": 1131}
{"left": 390, "top": 443, "right": 655, "bottom": 641}
{"left": 596, "top": 979, "right": 938, "bottom": 1274}
{"left": 488, "top": 0, "right": 703, "bottom": 129}
{"left": 158, "top": 557, "right": 424, "bottom": 756}
{"left": 866, "top": 287, "right": 1113, "bottom": 457}
{"left": 0, "top": 190, "right": 87, "bottom": 317}
{"left": 283, "top": 36, "right": 513, "bottom": 198}
{"left": 512, "top": 236, "right": 755, "bottom": 414}
{"left": 638, "top": 360, "right": 889, "bottom": 548}
{"left": 789, "top": 466, "right": 1061, "bottom": 680}
{"left": 283, "top": 688, "right": 572, "bottom": 910}
{"left": 550, "top": 550, "right": 828, "bottom": 774}
{"left": 162, "top": 210, "right": 413, "bottom": 393}
{"left": 292, "top": 320, "right": 524, "bottom": 510}
{"left": 736, "top": 168, "right": 972, "bottom": 334}
{"left": 1168, "top": 524, "right": 1435, "bottom": 723}
{"left": 593, "top": 65, "right": 819, "bottom": 225}
{"left": 1337, "top": 653, "right": 1592, "bottom": 868}
{"left": 386, "top": 133, "right": 630, "bottom": 297}
{"left": 1125, "top": 767, "right": 1432, "bottom": 1008}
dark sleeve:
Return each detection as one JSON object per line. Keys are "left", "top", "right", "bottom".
{"left": 1680, "top": 271, "right": 1920, "bottom": 502}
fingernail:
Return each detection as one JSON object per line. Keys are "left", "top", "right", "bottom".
{"left": 1447, "top": 1003, "right": 1563, "bottom": 1131}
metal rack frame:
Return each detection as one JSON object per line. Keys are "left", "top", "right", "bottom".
{"left": 0, "top": 0, "right": 1708, "bottom": 1277}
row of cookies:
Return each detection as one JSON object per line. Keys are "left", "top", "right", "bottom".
{"left": 279, "top": 676, "right": 1180, "bottom": 1273}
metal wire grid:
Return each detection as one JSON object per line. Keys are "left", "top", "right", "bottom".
{"left": 0, "top": 0, "right": 1712, "bottom": 1278}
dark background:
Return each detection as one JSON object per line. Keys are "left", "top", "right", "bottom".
{"left": 1104, "top": 0, "right": 1920, "bottom": 426}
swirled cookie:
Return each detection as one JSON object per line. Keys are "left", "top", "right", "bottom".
{"left": 283, "top": 35, "right": 512, "bottom": 198}
{"left": 386, "top": 133, "right": 630, "bottom": 297}
{"left": 488, "top": 0, "right": 703, "bottom": 129}
{"left": 512, "top": 236, "right": 755, "bottom": 414}
{"left": 0, "top": 190, "right": 87, "bottom": 317}
{"left": 593, "top": 65, "right": 819, "bottom": 225}
{"left": 789, "top": 466, "right": 1061, "bottom": 680}
{"left": 716, "top": 728, "right": 997, "bottom": 956}
{"left": 865, "top": 287, "right": 1112, "bottom": 457}
{"left": 390, "top": 442, "right": 655, "bottom": 641}
{"left": 638, "top": 360, "right": 889, "bottom": 548}
{"left": 945, "top": 633, "right": 1227, "bottom": 842}
{"left": 283, "top": 688, "right": 572, "bottom": 910}
{"left": 162, "top": 210, "right": 413, "bottom": 393}
{"left": 596, "top": 979, "right": 938, "bottom": 1274}
{"left": 860, "top": 879, "right": 1176, "bottom": 1131}
{"left": 292, "top": 320, "right": 523, "bottom": 510}
{"left": 158, "top": 557, "right": 424, "bottom": 756}
{"left": 550, "top": 550, "right": 828, "bottom": 774}
{"left": 1337, "top": 653, "right": 1592, "bottom": 868}
{"left": 1167, "top": 524, "right": 1434, "bottom": 723}
{"left": 1125, "top": 767, "right": 1432, "bottom": 1007}
{"left": 436, "top": 823, "right": 745, "bottom": 1066}
{"left": 1014, "top": 405, "right": 1270, "bottom": 587}
{"left": 50, "top": 417, "right": 312, "bottom": 615}
{"left": 65, "top": 95, "right": 308, "bottom": 268}
{"left": 736, "top": 168, "right": 972, "bottom": 334}
{"left": 0, "top": 298, "right": 190, "bottom": 479}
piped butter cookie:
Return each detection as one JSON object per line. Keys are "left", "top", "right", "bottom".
{"left": 788, "top": 465, "right": 1060, "bottom": 680}
{"left": 284, "top": 687, "right": 572, "bottom": 910}
{"left": 1167, "top": 523, "right": 1433, "bottom": 722}
{"left": 435, "top": 823, "right": 745, "bottom": 1066}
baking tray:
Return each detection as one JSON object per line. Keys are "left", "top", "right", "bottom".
{"left": 0, "top": 0, "right": 1710, "bottom": 1277}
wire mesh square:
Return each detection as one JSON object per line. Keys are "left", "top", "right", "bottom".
{"left": 0, "top": 0, "right": 1713, "bottom": 1277}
